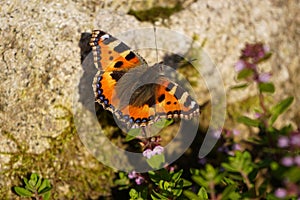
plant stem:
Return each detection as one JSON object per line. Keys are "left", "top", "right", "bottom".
{"left": 209, "top": 182, "right": 216, "bottom": 200}
{"left": 259, "top": 91, "right": 275, "bottom": 147}
{"left": 241, "top": 171, "right": 252, "bottom": 190}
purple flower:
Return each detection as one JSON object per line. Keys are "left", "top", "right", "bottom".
{"left": 217, "top": 146, "right": 229, "bottom": 153}
{"left": 153, "top": 146, "right": 164, "bottom": 155}
{"left": 258, "top": 73, "right": 271, "bottom": 83}
{"left": 294, "top": 155, "right": 300, "bottom": 166}
{"left": 281, "top": 156, "right": 294, "bottom": 167}
{"left": 241, "top": 43, "right": 268, "bottom": 63}
{"left": 135, "top": 176, "right": 144, "bottom": 185}
{"left": 143, "top": 146, "right": 164, "bottom": 159}
{"left": 198, "top": 158, "right": 207, "bottom": 165}
{"left": 278, "top": 136, "right": 289, "bottom": 148}
{"left": 275, "top": 188, "right": 287, "bottom": 198}
{"left": 232, "top": 129, "right": 240, "bottom": 136}
{"left": 290, "top": 134, "right": 300, "bottom": 147}
{"left": 254, "top": 112, "right": 262, "bottom": 119}
{"left": 235, "top": 60, "right": 246, "bottom": 72}
{"left": 128, "top": 171, "right": 137, "bottom": 179}
{"left": 263, "top": 45, "right": 270, "bottom": 53}
{"left": 169, "top": 166, "right": 175, "bottom": 173}
{"left": 143, "top": 149, "right": 154, "bottom": 159}
{"left": 233, "top": 144, "right": 242, "bottom": 151}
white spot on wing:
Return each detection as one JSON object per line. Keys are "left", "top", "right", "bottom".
{"left": 190, "top": 101, "right": 196, "bottom": 109}
{"left": 101, "top": 34, "right": 110, "bottom": 40}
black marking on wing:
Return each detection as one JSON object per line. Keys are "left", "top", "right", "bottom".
{"left": 114, "top": 42, "right": 130, "bottom": 53}
{"left": 114, "top": 61, "right": 124, "bottom": 68}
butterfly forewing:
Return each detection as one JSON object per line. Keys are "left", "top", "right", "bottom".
{"left": 90, "top": 30, "right": 200, "bottom": 129}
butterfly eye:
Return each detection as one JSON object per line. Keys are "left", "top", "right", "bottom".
{"left": 100, "top": 34, "right": 110, "bottom": 40}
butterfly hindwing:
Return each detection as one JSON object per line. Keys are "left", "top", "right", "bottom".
{"left": 154, "top": 78, "right": 199, "bottom": 119}
{"left": 90, "top": 30, "right": 200, "bottom": 128}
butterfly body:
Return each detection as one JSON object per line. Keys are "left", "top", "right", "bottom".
{"left": 89, "top": 30, "right": 199, "bottom": 129}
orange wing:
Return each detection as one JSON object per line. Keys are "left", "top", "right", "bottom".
{"left": 90, "top": 30, "right": 199, "bottom": 129}
{"left": 89, "top": 30, "right": 146, "bottom": 71}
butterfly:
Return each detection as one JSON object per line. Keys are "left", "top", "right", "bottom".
{"left": 89, "top": 30, "right": 199, "bottom": 129}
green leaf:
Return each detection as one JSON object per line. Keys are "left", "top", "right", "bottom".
{"left": 38, "top": 179, "right": 52, "bottom": 194}
{"left": 38, "top": 186, "right": 52, "bottom": 195}
{"left": 23, "top": 177, "right": 29, "bottom": 186}
{"left": 28, "top": 180, "right": 36, "bottom": 188}
{"left": 23, "top": 177, "right": 35, "bottom": 192}
{"left": 190, "top": 168, "right": 201, "bottom": 176}
{"left": 269, "top": 96, "right": 294, "bottom": 125}
{"left": 151, "top": 190, "right": 169, "bottom": 200}
{"left": 129, "top": 189, "right": 139, "bottom": 199}
{"left": 172, "top": 187, "right": 183, "bottom": 197}
{"left": 154, "top": 118, "right": 173, "bottom": 128}
{"left": 171, "top": 169, "right": 183, "bottom": 182}
{"left": 114, "top": 175, "right": 130, "bottom": 187}
{"left": 35, "top": 175, "right": 42, "bottom": 189}
{"left": 284, "top": 167, "right": 300, "bottom": 182}
{"left": 198, "top": 187, "right": 209, "bottom": 200}
{"left": 43, "top": 191, "right": 51, "bottom": 200}
{"left": 258, "top": 82, "right": 275, "bottom": 93}
{"left": 237, "top": 68, "right": 253, "bottom": 80}
{"left": 257, "top": 52, "right": 272, "bottom": 63}
{"left": 221, "top": 185, "right": 240, "bottom": 200}
{"left": 30, "top": 173, "right": 38, "bottom": 184}
{"left": 237, "top": 116, "right": 260, "bottom": 127}
{"left": 191, "top": 175, "right": 207, "bottom": 188}
{"left": 182, "top": 178, "right": 192, "bottom": 187}
{"left": 25, "top": 184, "right": 36, "bottom": 193}
{"left": 222, "top": 151, "right": 254, "bottom": 175}
{"left": 183, "top": 189, "right": 201, "bottom": 200}
{"left": 230, "top": 83, "right": 249, "bottom": 90}
{"left": 126, "top": 128, "right": 142, "bottom": 142}
{"left": 14, "top": 187, "right": 33, "bottom": 197}
{"left": 146, "top": 154, "right": 165, "bottom": 170}
{"left": 159, "top": 180, "right": 169, "bottom": 190}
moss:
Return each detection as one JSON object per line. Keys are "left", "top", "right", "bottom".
{"left": 1, "top": 105, "right": 115, "bottom": 199}
{"left": 128, "top": 3, "right": 183, "bottom": 23}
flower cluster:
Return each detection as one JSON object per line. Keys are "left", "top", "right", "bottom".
{"left": 278, "top": 128, "right": 300, "bottom": 167}
{"left": 128, "top": 171, "right": 145, "bottom": 185}
{"left": 143, "top": 145, "right": 164, "bottom": 159}
{"left": 240, "top": 43, "right": 270, "bottom": 63}
{"left": 140, "top": 136, "right": 162, "bottom": 150}
{"left": 275, "top": 182, "right": 300, "bottom": 199}
{"left": 235, "top": 42, "right": 271, "bottom": 83}
{"left": 139, "top": 136, "right": 164, "bottom": 159}
{"left": 216, "top": 129, "right": 242, "bottom": 156}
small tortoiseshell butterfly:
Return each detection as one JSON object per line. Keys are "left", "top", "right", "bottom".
{"left": 89, "top": 30, "right": 199, "bottom": 129}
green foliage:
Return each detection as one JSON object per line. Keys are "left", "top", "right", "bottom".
{"left": 149, "top": 169, "right": 191, "bottom": 199}
{"left": 129, "top": 188, "right": 148, "bottom": 200}
{"left": 119, "top": 42, "right": 299, "bottom": 199}
{"left": 237, "top": 116, "right": 260, "bottom": 127}
{"left": 222, "top": 151, "right": 254, "bottom": 189}
{"left": 258, "top": 82, "right": 275, "bottom": 93}
{"left": 237, "top": 68, "right": 253, "bottom": 80}
{"left": 13, "top": 173, "right": 52, "bottom": 200}
{"left": 146, "top": 154, "right": 165, "bottom": 169}
{"left": 269, "top": 96, "right": 294, "bottom": 125}
{"left": 190, "top": 164, "right": 224, "bottom": 189}
{"left": 114, "top": 172, "right": 131, "bottom": 190}
{"left": 128, "top": 3, "right": 183, "bottom": 23}
{"left": 126, "top": 119, "right": 173, "bottom": 142}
